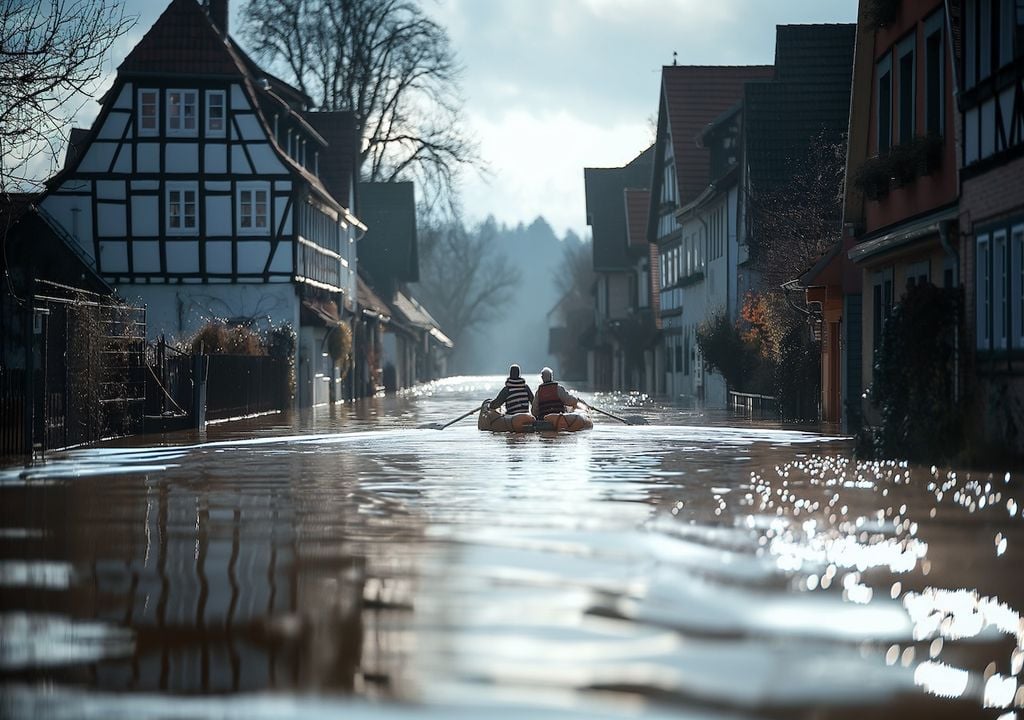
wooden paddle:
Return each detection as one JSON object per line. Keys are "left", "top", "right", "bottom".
{"left": 422, "top": 402, "right": 486, "bottom": 430}
{"left": 581, "top": 401, "right": 647, "bottom": 426}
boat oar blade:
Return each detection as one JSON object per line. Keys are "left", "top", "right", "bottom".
{"left": 422, "top": 402, "right": 485, "bottom": 430}
{"left": 583, "top": 402, "right": 646, "bottom": 426}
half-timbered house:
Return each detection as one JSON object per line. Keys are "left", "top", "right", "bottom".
{"left": 39, "top": 0, "right": 365, "bottom": 407}
{"left": 958, "top": 0, "right": 1024, "bottom": 453}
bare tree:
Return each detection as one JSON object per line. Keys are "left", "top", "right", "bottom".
{"left": 750, "top": 132, "right": 846, "bottom": 294}
{"left": 0, "top": 0, "right": 134, "bottom": 193}
{"left": 548, "top": 236, "right": 595, "bottom": 380}
{"left": 413, "top": 217, "right": 521, "bottom": 346}
{"left": 241, "top": 0, "right": 479, "bottom": 215}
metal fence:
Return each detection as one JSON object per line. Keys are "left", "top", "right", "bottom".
{"left": 206, "top": 354, "right": 289, "bottom": 421}
{"left": 1, "top": 281, "right": 147, "bottom": 455}
{"left": 144, "top": 339, "right": 291, "bottom": 427}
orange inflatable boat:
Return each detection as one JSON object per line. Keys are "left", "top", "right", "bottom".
{"left": 477, "top": 402, "right": 593, "bottom": 433}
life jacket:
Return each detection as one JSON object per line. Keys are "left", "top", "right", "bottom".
{"left": 536, "top": 381, "right": 566, "bottom": 416}
{"left": 503, "top": 376, "right": 531, "bottom": 415}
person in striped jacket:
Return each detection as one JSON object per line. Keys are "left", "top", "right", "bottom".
{"left": 488, "top": 364, "right": 534, "bottom": 417}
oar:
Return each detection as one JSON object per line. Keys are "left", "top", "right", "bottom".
{"left": 421, "top": 403, "right": 484, "bottom": 430}
{"left": 581, "top": 401, "right": 647, "bottom": 426}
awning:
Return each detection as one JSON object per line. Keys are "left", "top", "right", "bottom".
{"left": 357, "top": 275, "right": 391, "bottom": 320}
{"left": 848, "top": 204, "right": 958, "bottom": 264}
{"left": 390, "top": 291, "right": 453, "bottom": 349}
{"left": 301, "top": 298, "right": 341, "bottom": 326}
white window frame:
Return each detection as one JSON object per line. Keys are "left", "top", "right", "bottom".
{"left": 237, "top": 182, "right": 271, "bottom": 236}
{"left": 206, "top": 90, "right": 226, "bottom": 138}
{"left": 166, "top": 89, "right": 198, "bottom": 137}
{"left": 1012, "top": 225, "right": 1024, "bottom": 349}
{"left": 994, "top": 229, "right": 1008, "bottom": 350}
{"left": 877, "top": 53, "right": 893, "bottom": 154}
{"left": 138, "top": 89, "right": 159, "bottom": 137}
{"left": 977, "top": 233, "right": 992, "bottom": 350}
{"left": 896, "top": 33, "right": 917, "bottom": 146}
{"left": 166, "top": 181, "right": 198, "bottom": 236}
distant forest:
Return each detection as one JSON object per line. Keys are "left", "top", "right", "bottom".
{"left": 447, "top": 216, "right": 587, "bottom": 376}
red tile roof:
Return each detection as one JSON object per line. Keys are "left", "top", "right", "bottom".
{"left": 662, "top": 65, "right": 774, "bottom": 206}
{"left": 624, "top": 188, "right": 650, "bottom": 250}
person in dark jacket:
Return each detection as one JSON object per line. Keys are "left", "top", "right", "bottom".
{"left": 532, "top": 366, "right": 579, "bottom": 418}
{"left": 489, "top": 364, "right": 534, "bottom": 416}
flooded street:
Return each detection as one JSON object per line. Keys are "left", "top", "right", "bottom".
{"left": 2, "top": 376, "right": 1022, "bottom": 719}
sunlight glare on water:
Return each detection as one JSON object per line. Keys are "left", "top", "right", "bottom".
{"left": 1, "top": 376, "right": 1021, "bottom": 719}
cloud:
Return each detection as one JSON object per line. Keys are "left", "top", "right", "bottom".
{"left": 460, "top": 108, "right": 650, "bottom": 238}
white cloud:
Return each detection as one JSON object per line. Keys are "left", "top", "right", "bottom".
{"left": 460, "top": 108, "right": 650, "bottom": 238}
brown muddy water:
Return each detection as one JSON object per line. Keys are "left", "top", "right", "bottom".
{"left": 1, "top": 376, "right": 1022, "bottom": 719}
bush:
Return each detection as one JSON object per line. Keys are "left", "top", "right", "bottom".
{"left": 697, "top": 308, "right": 774, "bottom": 396}
{"left": 189, "top": 320, "right": 265, "bottom": 355}
{"left": 867, "top": 283, "right": 961, "bottom": 461}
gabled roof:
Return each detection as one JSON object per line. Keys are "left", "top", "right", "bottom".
{"left": 584, "top": 146, "right": 653, "bottom": 272}
{"left": 357, "top": 181, "right": 418, "bottom": 289}
{"left": 119, "top": 0, "right": 240, "bottom": 77}
{"left": 745, "top": 24, "right": 856, "bottom": 192}
{"left": 66, "top": 0, "right": 346, "bottom": 218}
{"left": 662, "top": 65, "right": 774, "bottom": 205}
{"left": 773, "top": 24, "right": 857, "bottom": 85}
{"left": 624, "top": 188, "right": 650, "bottom": 251}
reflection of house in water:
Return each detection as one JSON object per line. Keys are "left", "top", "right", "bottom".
{"left": 357, "top": 182, "right": 453, "bottom": 391}
{"left": 6, "top": 446, "right": 430, "bottom": 694}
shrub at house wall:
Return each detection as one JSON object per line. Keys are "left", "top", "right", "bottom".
{"left": 326, "top": 321, "right": 353, "bottom": 379}
{"left": 696, "top": 305, "right": 773, "bottom": 396}
{"left": 866, "top": 283, "right": 961, "bottom": 461}
{"left": 188, "top": 321, "right": 266, "bottom": 355}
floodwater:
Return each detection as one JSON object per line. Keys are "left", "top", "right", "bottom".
{"left": 1, "top": 376, "right": 1022, "bottom": 720}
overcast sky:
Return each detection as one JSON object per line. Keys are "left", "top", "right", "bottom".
{"left": 102, "top": 0, "right": 857, "bottom": 238}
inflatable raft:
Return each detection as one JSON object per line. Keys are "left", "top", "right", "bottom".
{"left": 478, "top": 402, "right": 593, "bottom": 433}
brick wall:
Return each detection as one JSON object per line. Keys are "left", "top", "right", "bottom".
{"left": 961, "top": 153, "right": 1024, "bottom": 457}
{"left": 961, "top": 155, "right": 1024, "bottom": 227}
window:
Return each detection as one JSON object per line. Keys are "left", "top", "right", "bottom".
{"left": 966, "top": 0, "right": 977, "bottom": 89}
{"left": 237, "top": 182, "right": 270, "bottom": 235}
{"left": 662, "top": 161, "right": 676, "bottom": 204}
{"left": 166, "top": 182, "right": 198, "bottom": 235}
{"left": 999, "top": 0, "right": 1015, "bottom": 67}
{"left": 1013, "top": 226, "right": 1024, "bottom": 348}
{"left": 977, "top": 233, "right": 992, "bottom": 349}
{"left": 206, "top": 90, "right": 226, "bottom": 137}
{"left": 897, "top": 34, "right": 916, "bottom": 145}
{"left": 167, "top": 89, "right": 198, "bottom": 136}
{"left": 905, "top": 261, "right": 929, "bottom": 291}
{"left": 924, "top": 12, "right": 944, "bottom": 136}
{"left": 995, "top": 230, "right": 1008, "bottom": 350}
{"left": 877, "top": 53, "right": 892, "bottom": 154}
{"left": 139, "top": 89, "right": 158, "bottom": 136}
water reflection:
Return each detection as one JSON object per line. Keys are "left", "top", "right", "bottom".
{"left": 0, "top": 376, "right": 1021, "bottom": 719}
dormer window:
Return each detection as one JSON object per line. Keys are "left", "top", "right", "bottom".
{"left": 206, "top": 90, "right": 226, "bottom": 137}
{"left": 167, "top": 89, "right": 198, "bottom": 137}
{"left": 138, "top": 89, "right": 159, "bottom": 136}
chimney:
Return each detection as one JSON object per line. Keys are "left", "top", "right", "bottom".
{"left": 207, "top": 0, "right": 228, "bottom": 36}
